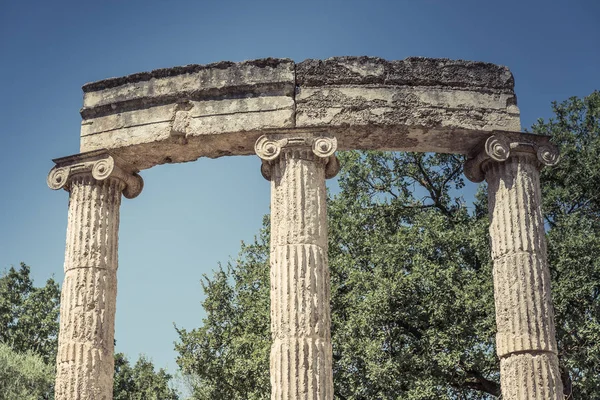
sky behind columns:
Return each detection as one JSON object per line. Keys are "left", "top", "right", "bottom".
{"left": 0, "top": 0, "right": 598, "bottom": 379}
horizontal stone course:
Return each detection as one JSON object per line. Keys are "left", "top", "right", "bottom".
{"left": 77, "top": 56, "right": 527, "bottom": 170}
{"left": 81, "top": 58, "right": 295, "bottom": 118}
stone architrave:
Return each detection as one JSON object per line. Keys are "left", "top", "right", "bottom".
{"left": 77, "top": 57, "right": 521, "bottom": 170}
{"left": 47, "top": 150, "right": 143, "bottom": 400}
{"left": 465, "top": 135, "right": 562, "bottom": 399}
{"left": 255, "top": 134, "right": 340, "bottom": 400}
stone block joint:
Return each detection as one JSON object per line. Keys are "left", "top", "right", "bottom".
{"left": 465, "top": 133, "right": 563, "bottom": 399}
{"left": 47, "top": 149, "right": 144, "bottom": 400}
{"left": 256, "top": 134, "right": 338, "bottom": 400}
{"left": 77, "top": 57, "right": 524, "bottom": 170}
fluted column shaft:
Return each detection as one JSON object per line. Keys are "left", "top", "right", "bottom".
{"left": 56, "top": 176, "right": 122, "bottom": 399}
{"left": 256, "top": 135, "right": 339, "bottom": 400}
{"left": 466, "top": 135, "right": 562, "bottom": 399}
{"left": 48, "top": 151, "right": 143, "bottom": 400}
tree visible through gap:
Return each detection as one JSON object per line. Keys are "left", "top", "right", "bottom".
{"left": 0, "top": 263, "right": 180, "bottom": 399}
{"left": 175, "top": 91, "right": 600, "bottom": 399}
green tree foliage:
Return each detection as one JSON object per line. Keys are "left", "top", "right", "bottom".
{"left": 113, "top": 353, "right": 180, "bottom": 400}
{"left": 532, "top": 91, "right": 600, "bottom": 397}
{"left": 176, "top": 91, "right": 600, "bottom": 399}
{"left": 0, "top": 263, "right": 60, "bottom": 364}
{"left": 0, "top": 264, "right": 180, "bottom": 399}
{"left": 0, "top": 342, "right": 54, "bottom": 400}
{"left": 175, "top": 233, "right": 271, "bottom": 400}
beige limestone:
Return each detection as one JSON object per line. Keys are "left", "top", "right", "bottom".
{"left": 295, "top": 84, "right": 520, "bottom": 131}
{"left": 78, "top": 57, "right": 524, "bottom": 170}
{"left": 256, "top": 134, "right": 339, "bottom": 400}
{"left": 465, "top": 135, "right": 562, "bottom": 399}
{"left": 48, "top": 151, "right": 143, "bottom": 400}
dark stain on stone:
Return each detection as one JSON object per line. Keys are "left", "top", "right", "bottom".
{"left": 82, "top": 58, "right": 294, "bottom": 92}
{"left": 296, "top": 56, "right": 515, "bottom": 91}
{"left": 80, "top": 82, "right": 294, "bottom": 119}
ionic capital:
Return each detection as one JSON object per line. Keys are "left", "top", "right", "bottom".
{"left": 255, "top": 134, "right": 340, "bottom": 180}
{"left": 464, "top": 134, "right": 560, "bottom": 183}
{"left": 47, "top": 150, "right": 143, "bottom": 199}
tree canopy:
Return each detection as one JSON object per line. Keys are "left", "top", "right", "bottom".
{"left": 0, "top": 264, "right": 180, "bottom": 399}
{"left": 0, "top": 343, "right": 54, "bottom": 400}
{"left": 176, "top": 91, "right": 600, "bottom": 399}
{"left": 0, "top": 263, "right": 60, "bottom": 365}
{"left": 114, "top": 352, "right": 179, "bottom": 400}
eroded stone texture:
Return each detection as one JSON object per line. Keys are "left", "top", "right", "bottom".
{"left": 465, "top": 135, "right": 562, "bottom": 399}
{"left": 295, "top": 57, "right": 520, "bottom": 135}
{"left": 79, "top": 57, "right": 522, "bottom": 170}
{"left": 500, "top": 353, "right": 563, "bottom": 399}
{"left": 256, "top": 134, "right": 339, "bottom": 400}
{"left": 295, "top": 56, "right": 516, "bottom": 88}
{"left": 80, "top": 58, "right": 295, "bottom": 169}
{"left": 48, "top": 151, "right": 143, "bottom": 400}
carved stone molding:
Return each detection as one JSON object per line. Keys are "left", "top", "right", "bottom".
{"left": 48, "top": 149, "right": 144, "bottom": 199}
{"left": 464, "top": 134, "right": 560, "bottom": 183}
{"left": 254, "top": 134, "right": 340, "bottom": 180}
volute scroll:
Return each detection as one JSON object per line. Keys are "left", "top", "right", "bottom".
{"left": 255, "top": 135, "right": 340, "bottom": 180}
{"left": 464, "top": 133, "right": 560, "bottom": 183}
{"left": 47, "top": 150, "right": 144, "bottom": 199}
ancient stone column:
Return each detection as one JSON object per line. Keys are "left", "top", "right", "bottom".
{"left": 256, "top": 134, "right": 340, "bottom": 400}
{"left": 465, "top": 135, "right": 562, "bottom": 399}
{"left": 48, "top": 150, "right": 143, "bottom": 400}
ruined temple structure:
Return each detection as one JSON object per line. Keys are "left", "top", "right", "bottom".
{"left": 48, "top": 57, "right": 562, "bottom": 399}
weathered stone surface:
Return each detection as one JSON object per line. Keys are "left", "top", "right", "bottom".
{"left": 256, "top": 135, "right": 338, "bottom": 400}
{"left": 48, "top": 152, "right": 143, "bottom": 400}
{"left": 80, "top": 58, "right": 295, "bottom": 169}
{"left": 79, "top": 57, "right": 522, "bottom": 170}
{"left": 466, "top": 135, "right": 563, "bottom": 399}
{"left": 48, "top": 150, "right": 143, "bottom": 199}
{"left": 54, "top": 176, "right": 122, "bottom": 400}
{"left": 295, "top": 56, "right": 515, "bottom": 89}
{"left": 295, "top": 85, "right": 519, "bottom": 131}
{"left": 81, "top": 58, "right": 295, "bottom": 113}
{"left": 296, "top": 57, "right": 520, "bottom": 147}
{"left": 500, "top": 354, "right": 563, "bottom": 399}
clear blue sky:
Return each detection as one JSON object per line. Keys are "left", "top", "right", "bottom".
{"left": 1, "top": 0, "right": 598, "bottom": 379}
